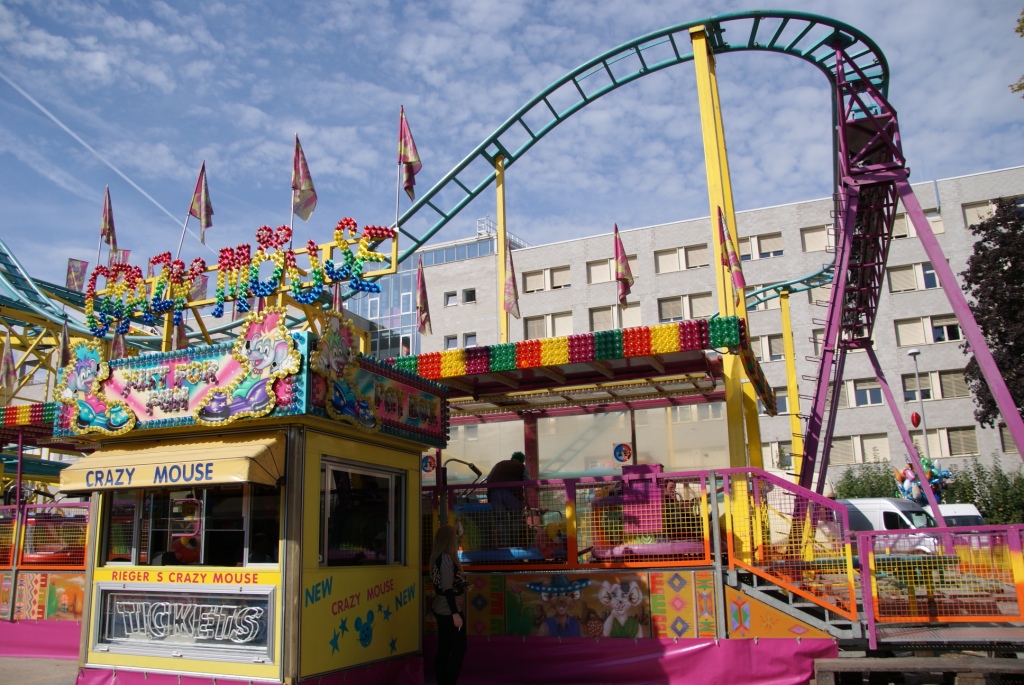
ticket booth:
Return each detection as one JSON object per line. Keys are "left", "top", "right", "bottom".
{"left": 56, "top": 308, "right": 447, "bottom": 685}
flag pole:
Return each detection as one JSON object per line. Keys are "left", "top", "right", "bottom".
{"left": 395, "top": 107, "right": 403, "bottom": 230}
{"left": 289, "top": 132, "right": 296, "bottom": 250}
{"left": 174, "top": 214, "right": 191, "bottom": 261}
{"left": 95, "top": 231, "right": 103, "bottom": 271}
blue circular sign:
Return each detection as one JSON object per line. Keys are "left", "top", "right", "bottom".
{"left": 613, "top": 443, "right": 632, "bottom": 463}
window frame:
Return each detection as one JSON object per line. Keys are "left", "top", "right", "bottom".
{"left": 320, "top": 459, "right": 406, "bottom": 567}
{"left": 443, "top": 291, "right": 458, "bottom": 307}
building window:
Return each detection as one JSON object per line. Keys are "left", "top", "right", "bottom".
{"left": 321, "top": 461, "right": 405, "bottom": 566}
{"left": 830, "top": 436, "right": 856, "bottom": 465}
{"left": 931, "top": 315, "right": 961, "bottom": 343}
{"left": 684, "top": 244, "right": 709, "bottom": 269}
{"left": 891, "top": 214, "right": 909, "bottom": 239}
{"left": 525, "top": 316, "right": 546, "bottom": 340}
{"left": 551, "top": 311, "right": 573, "bottom": 337}
{"left": 748, "top": 336, "right": 762, "bottom": 362}
{"left": 757, "top": 233, "right": 784, "bottom": 259}
{"left": 658, "top": 297, "right": 683, "bottom": 323}
{"left": 801, "top": 226, "right": 830, "bottom": 253}
{"left": 938, "top": 370, "right": 969, "bottom": 398}
{"left": 587, "top": 260, "right": 611, "bottom": 284}
{"left": 688, "top": 292, "right": 715, "bottom": 319}
{"left": 444, "top": 335, "right": 458, "bottom": 350}
{"left": 947, "top": 427, "right": 979, "bottom": 457}
{"left": 767, "top": 335, "right": 784, "bottom": 362}
{"left": 772, "top": 387, "right": 789, "bottom": 414}
{"left": 444, "top": 291, "right": 457, "bottom": 307}
{"left": 894, "top": 318, "right": 926, "bottom": 347}
{"left": 963, "top": 201, "right": 993, "bottom": 228}
{"left": 670, "top": 406, "right": 693, "bottom": 423}
{"left": 464, "top": 424, "right": 478, "bottom": 441}
{"left": 853, "top": 379, "right": 883, "bottom": 407}
{"left": 523, "top": 271, "right": 545, "bottom": 293}
{"left": 620, "top": 302, "right": 641, "bottom": 329}
{"left": 589, "top": 306, "right": 614, "bottom": 332}
{"left": 777, "top": 441, "right": 793, "bottom": 470}
{"left": 738, "top": 237, "right": 751, "bottom": 261}
{"left": 888, "top": 265, "right": 917, "bottom": 293}
{"left": 696, "top": 403, "right": 723, "bottom": 421}
{"left": 551, "top": 267, "right": 571, "bottom": 289}
{"left": 464, "top": 332, "right": 477, "bottom": 348}
{"left": 812, "top": 329, "right": 825, "bottom": 357}
{"left": 902, "top": 373, "right": 931, "bottom": 402}
{"left": 860, "top": 434, "right": 890, "bottom": 463}
{"left": 1001, "top": 424, "right": 1019, "bottom": 454}
{"left": 921, "top": 263, "right": 938, "bottom": 290}
{"left": 655, "top": 249, "right": 680, "bottom": 274}
{"left": 807, "top": 285, "right": 831, "bottom": 305}
{"left": 462, "top": 288, "right": 476, "bottom": 304}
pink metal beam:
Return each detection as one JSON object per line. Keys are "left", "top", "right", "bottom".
{"left": 896, "top": 182, "right": 1024, "bottom": 459}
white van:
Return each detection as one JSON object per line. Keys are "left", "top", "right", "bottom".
{"left": 838, "top": 498, "right": 939, "bottom": 554}
{"left": 938, "top": 503, "right": 985, "bottom": 527}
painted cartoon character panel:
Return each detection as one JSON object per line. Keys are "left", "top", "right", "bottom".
{"left": 311, "top": 311, "right": 377, "bottom": 430}
{"left": 196, "top": 308, "right": 300, "bottom": 425}
{"left": 57, "top": 341, "right": 135, "bottom": 435}
{"left": 526, "top": 575, "right": 590, "bottom": 638}
{"left": 599, "top": 580, "right": 645, "bottom": 638}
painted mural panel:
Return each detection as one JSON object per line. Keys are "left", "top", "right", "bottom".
{"left": 724, "top": 586, "right": 831, "bottom": 639}
{"left": 300, "top": 567, "right": 419, "bottom": 677}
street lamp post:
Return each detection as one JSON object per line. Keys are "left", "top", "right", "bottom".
{"left": 907, "top": 348, "right": 932, "bottom": 463}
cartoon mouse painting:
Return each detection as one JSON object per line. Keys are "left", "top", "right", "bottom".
{"left": 354, "top": 610, "right": 375, "bottom": 648}
{"left": 311, "top": 311, "right": 377, "bottom": 429}
{"left": 197, "top": 309, "right": 299, "bottom": 424}
{"left": 598, "top": 580, "right": 645, "bottom": 638}
{"left": 58, "top": 342, "right": 134, "bottom": 434}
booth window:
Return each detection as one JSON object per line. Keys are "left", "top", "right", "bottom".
{"left": 320, "top": 461, "right": 405, "bottom": 566}
{"left": 101, "top": 484, "right": 281, "bottom": 567}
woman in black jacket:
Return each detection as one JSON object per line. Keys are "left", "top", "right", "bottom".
{"left": 430, "top": 524, "right": 467, "bottom": 685}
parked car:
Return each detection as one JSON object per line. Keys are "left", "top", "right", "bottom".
{"left": 838, "top": 498, "right": 938, "bottom": 555}
{"left": 937, "top": 503, "right": 985, "bottom": 527}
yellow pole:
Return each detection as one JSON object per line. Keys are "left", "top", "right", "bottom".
{"left": 742, "top": 382, "right": 764, "bottom": 468}
{"left": 495, "top": 154, "right": 509, "bottom": 344}
{"left": 691, "top": 27, "right": 747, "bottom": 468}
{"left": 779, "top": 289, "right": 805, "bottom": 482}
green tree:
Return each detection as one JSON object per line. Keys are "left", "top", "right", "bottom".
{"left": 833, "top": 462, "right": 898, "bottom": 499}
{"left": 959, "top": 198, "right": 1024, "bottom": 428}
{"left": 945, "top": 458, "right": 1024, "bottom": 524}
{"left": 1013, "top": 10, "right": 1024, "bottom": 97}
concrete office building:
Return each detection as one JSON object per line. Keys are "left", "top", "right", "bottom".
{"left": 348, "top": 166, "right": 1024, "bottom": 483}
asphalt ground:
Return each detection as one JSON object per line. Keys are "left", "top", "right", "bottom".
{"left": 0, "top": 657, "right": 78, "bottom": 685}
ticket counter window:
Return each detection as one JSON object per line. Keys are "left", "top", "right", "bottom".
{"left": 100, "top": 484, "right": 280, "bottom": 567}
{"left": 319, "top": 461, "right": 405, "bottom": 566}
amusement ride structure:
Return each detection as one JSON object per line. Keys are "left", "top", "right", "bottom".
{"left": 0, "top": 10, "right": 1022, "bottom": 685}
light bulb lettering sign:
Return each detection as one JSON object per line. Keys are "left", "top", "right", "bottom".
{"left": 97, "top": 587, "right": 272, "bottom": 658}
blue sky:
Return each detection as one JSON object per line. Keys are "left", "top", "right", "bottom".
{"left": 0, "top": 1, "right": 1021, "bottom": 287}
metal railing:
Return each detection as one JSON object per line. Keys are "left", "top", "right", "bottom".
{"left": 720, "top": 468, "right": 857, "bottom": 620}
{"left": 0, "top": 505, "right": 17, "bottom": 568}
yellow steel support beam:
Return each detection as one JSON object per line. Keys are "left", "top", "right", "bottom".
{"left": 495, "top": 154, "right": 510, "bottom": 344}
{"left": 691, "top": 26, "right": 748, "bottom": 468}
{"left": 780, "top": 289, "right": 805, "bottom": 482}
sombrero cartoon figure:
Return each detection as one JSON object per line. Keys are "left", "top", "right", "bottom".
{"left": 525, "top": 575, "right": 590, "bottom": 638}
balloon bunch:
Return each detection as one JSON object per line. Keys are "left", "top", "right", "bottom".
{"left": 896, "top": 456, "right": 953, "bottom": 504}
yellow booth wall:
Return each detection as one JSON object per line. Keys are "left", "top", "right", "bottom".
{"left": 299, "top": 431, "right": 422, "bottom": 677}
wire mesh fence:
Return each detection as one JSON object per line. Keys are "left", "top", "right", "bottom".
{"left": 19, "top": 503, "right": 90, "bottom": 569}
{"left": 0, "top": 505, "right": 17, "bottom": 568}
{"left": 864, "top": 526, "right": 1024, "bottom": 623}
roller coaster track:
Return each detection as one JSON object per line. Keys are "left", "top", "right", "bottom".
{"left": 3, "top": 10, "right": 1020, "bottom": 485}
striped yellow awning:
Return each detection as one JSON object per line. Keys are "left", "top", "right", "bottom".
{"left": 59, "top": 433, "right": 284, "bottom": 492}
